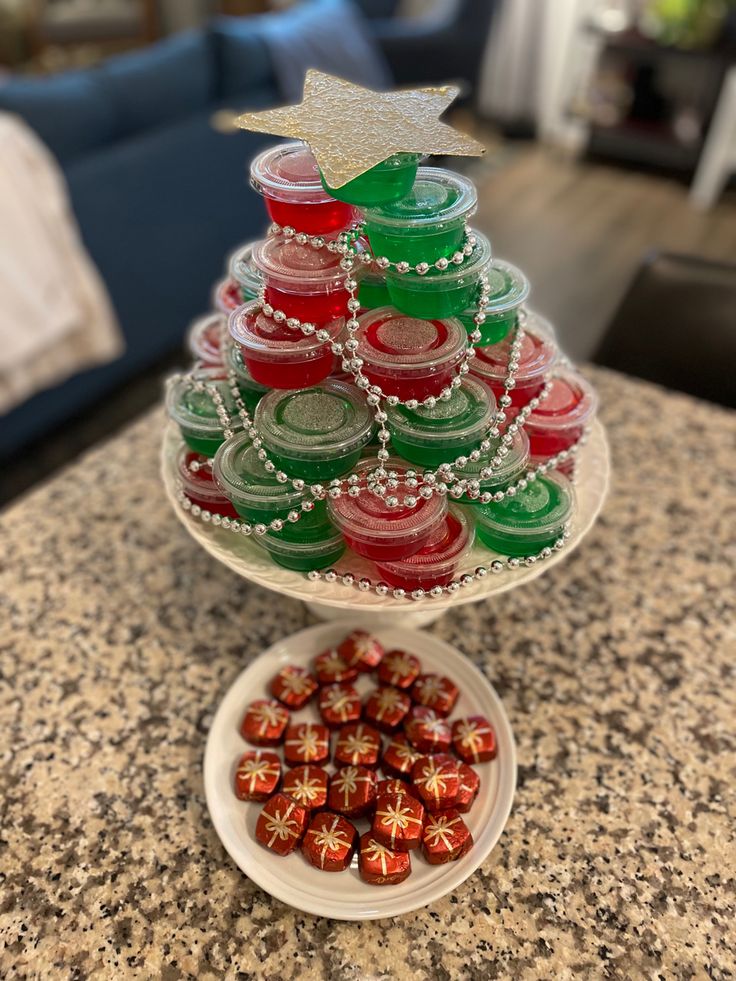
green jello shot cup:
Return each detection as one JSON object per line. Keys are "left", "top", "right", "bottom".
{"left": 460, "top": 428, "right": 530, "bottom": 503}
{"left": 385, "top": 230, "right": 491, "bottom": 319}
{"left": 258, "top": 507, "right": 346, "bottom": 572}
{"left": 473, "top": 472, "right": 573, "bottom": 557}
{"left": 166, "top": 368, "right": 243, "bottom": 457}
{"left": 320, "top": 153, "right": 422, "bottom": 207}
{"left": 255, "top": 379, "right": 374, "bottom": 482}
{"left": 226, "top": 340, "right": 269, "bottom": 415}
{"left": 386, "top": 377, "right": 495, "bottom": 469}
{"left": 358, "top": 269, "right": 391, "bottom": 311}
{"left": 364, "top": 167, "right": 476, "bottom": 265}
{"left": 229, "top": 241, "right": 264, "bottom": 303}
{"left": 213, "top": 431, "right": 312, "bottom": 524}
{"left": 458, "top": 258, "right": 530, "bottom": 346}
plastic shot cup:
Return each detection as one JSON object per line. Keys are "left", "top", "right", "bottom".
{"left": 224, "top": 339, "right": 270, "bottom": 415}
{"left": 473, "top": 472, "right": 573, "bottom": 557}
{"left": 255, "top": 379, "right": 374, "bottom": 482}
{"left": 320, "top": 152, "right": 422, "bottom": 208}
{"left": 187, "top": 313, "right": 226, "bottom": 367}
{"left": 252, "top": 236, "right": 350, "bottom": 326}
{"left": 458, "top": 258, "right": 530, "bottom": 346}
{"left": 470, "top": 311, "right": 557, "bottom": 409}
{"left": 213, "top": 277, "right": 243, "bottom": 314}
{"left": 374, "top": 505, "right": 474, "bottom": 591}
{"left": 177, "top": 445, "right": 238, "bottom": 518}
{"left": 229, "top": 241, "right": 264, "bottom": 303}
{"left": 257, "top": 507, "right": 346, "bottom": 572}
{"left": 461, "top": 429, "right": 530, "bottom": 503}
{"left": 166, "top": 367, "right": 243, "bottom": 457}
{"left": 525, "top": 369, "right": 598, "bottom": 460}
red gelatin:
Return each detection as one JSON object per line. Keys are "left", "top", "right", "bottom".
{"left": 266, "top": 197, "right": 355, "bottom": 235}
{"left": 318, "top": 683, "right": 362, "bottom": 729}
{"left": 376, "top": 507, "right": 473, "bottom": 592}
{"left": 313, "top": 647, "right": 359, "bottom": 685}
{"left": 271, "top": 665, "right": 318, "bottom": 709}
{"left": 177, "top": 448, "right": 238, "bottom": 519}
{"left": 302, "top": 811, "right": 358, "bottom": 871}
{"left": 372, "top": 792, "right": 425, "bottom": 852}
{"left": 359, "top": 832, "right": 412, "bottom": 885}
{"left": 382, "top": 733, "right": 421, "bottom": 779}
{"left": 525, "top": 369, "right": 598, "bottom": 459}
{"left": 281, "top": 764, "right": 329, "bottom": 811}
{"left": 338, "top": 630, "right": 385, "bottom": 671}
{"left": 327, "top": 765, "right": 377, "bottom": 818}
{"left": 240, "top": 699, "right": 290, "bottom": 747}
{"left": 411, "top": 754, "right": 460, "bottom": 813}
{"left": 422, "top": 809, "right": 473, "bottom": 864}
{"left": 451, "top": 715, "right": 497, "bottom": 764}
{"left": 411, "top": 674, "right": 459, "bottom": 717}
{"left": 234, "top": 750, "right": 281, "bottom": 802}
{"left": 377, "top": 650, "right": 421, "bottom": 690}
{"left": 252, "top": 237, "right": 350, "bottom": 326}
{"left": 363, "top": 686, "right": 411, "bottom": 734}
{"left": 283, "top": 722, "right": 330, "bottom": 767}
{"left": 333, "top": 722, "right": 382, "bottom": 768}
{"left": 471, "top": 315, "right": 557, "bottom": 408}
{"left": 187, "top": 313, "right": 226, "bottom": 366}
{"left": 255, "top": 793, "right": 309, "bottom": 856}
{"left": 454, "top": 763, "right": 480, "bottom": 814}
{"left": 404, "top": 706, "right": 452, "bottom": 754}
{"left": 213, "top": 277, "right": 242, "bottom": 314}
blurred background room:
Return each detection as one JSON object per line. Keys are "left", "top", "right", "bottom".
{"left": 1, "top": 0, "right": 735, "bottom": 506}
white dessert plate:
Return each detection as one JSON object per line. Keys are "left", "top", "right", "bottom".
{"left": 203, "top": 621, "right": 516, "bottom": 920}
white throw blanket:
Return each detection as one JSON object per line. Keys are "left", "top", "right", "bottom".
{"left": 0, "top": 112, "right": 123, "bottom": 415}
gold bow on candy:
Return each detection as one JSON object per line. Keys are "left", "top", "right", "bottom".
{"left": 236, "top": 755, "right": 279, "bottom": 792}
{"left": 287, "top": 774, "right": 323, "bottom": 804}
{"left": 363, "top": 838, "right": 395, "bottom": 876}
{"left": 263, "top": 801, "right": 301, "bottom": 847}
{"left": 309, "top": 816, "right": 351, "bottom": 868}
{"left": 455, "top": 720, "right": 493, "bottom": 762}
{"left": 383, "top": 653, "right": 415, "bottom": 685}
{"left": 376, "top": 802, "right": 423, "bottom": 846}
{"left": 286, "top": 726, "right": 322, "bottom": 760}
{"left": 320, "top": 686, "right": 357, "bottom": 721}
{"left": 415, "top": 760, "right": 451, "bottom": 800}
{"left": 414, "top": 676, "right": 445, "bottom": 703}
{"left": 424, "top": 814, "right": 462, "bottom": 851}
{"left": 331, "top": 765, "right": 372, "bottom": 808}
{"left": 337, "top": 726, "right": 376, "bottom": 762}
{"left": 278, "top": 669, "right": 314, "bottom": 696}
{"left": 370, "top": 687, "right": 405, "bottom": 721}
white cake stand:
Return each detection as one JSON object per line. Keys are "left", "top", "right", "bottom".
{"left": 161, "top": 420, "right": 610, "bottom": 627}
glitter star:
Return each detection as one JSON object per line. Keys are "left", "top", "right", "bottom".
{"left": 236, "top": 70, "right": 484, "bottom": 189}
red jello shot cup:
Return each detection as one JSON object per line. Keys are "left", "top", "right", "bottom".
{"left": 213, "top": 276, "right": 242, "bottom": 314}
{"left": 187, "top": 312, "right": 226, "bottom": 367}
{"left": 250, "top": 141, "right": 358, "bottom": 235}
{"left": 176, "top": 444, "right": 238, "bottom": 519}
{"left": 252, "top": 237, "right": 351, "bottom": 326}
{"left": 229, "top": 301, "right": 342, "bottom": 390}
{"left": 470, "top": 311, "right": 557, "bottom": 410}
{"left": 525, "top": 368, "right": 598, "bottom": 460}
{"left": 328, "top": 457, "right": 447, "bottom": 563}
{"left": 355, "top": 308, "right": 467, "bottom": 401}
{"left": 375, "top": 505, "right": 474, "bottom": 592}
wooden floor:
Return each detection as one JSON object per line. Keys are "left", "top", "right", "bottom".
{"left": 465, "top": 143, "right": 736, "bottom": 360}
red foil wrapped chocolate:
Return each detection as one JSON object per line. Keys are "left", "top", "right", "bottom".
{"left": 377, "top": 649, "right": 421, "bottom": 690}
{"left": 283, "top": 722, "right": 330, "bottom": 767}
{"left": 313, "top": 647, "right": 359, "bottom": 685}
{"left": 376, "top": 777, "right": 415, "bottom": 798}
{"left": 302, "top": 812, "right": 358, "bottom": 871}
{"left": 363, "top": 686, "right": 411, "bottom": 734}
{"left": 358, "top": 832, "right": 412, "bottom": 885}
{"left": 338, "top": 630, "right": 385, "bottom": 672}
{"left": 411, "top": 673, "right": 459, "bottom": 716}
{"left": 270, "top": 665, "right": 318, "bottom": 709}
{"left": 381, "top": 733, "right": 421, "bottom": 779}
{"left": 454, "top": 763, "right": 480, "bottom": 814}
{"left": 451, "top": 715, "right": 497, "bottom": 764}
{"left": 281, "top": 764, "right": 329, "bottom": 811}
{"left": 255, "top": 793, "right": 309, "bottom": 856}
{"left": 372, "top": 792, "right": 425, "bottom": 852}
{"left": 422, "top": 809, "right": 473, "bottom": 864}
{"left": 318, "top": 683, "right": 362, "bottom": 729}
{"left": 404, "top": 706, "right": 452, "bottom": 754}
{"left": 234, "top": 749, "right": 281, "bottom": 802}
{"left": 327, "top": 765, "right": 377, "bottom": 818}
{"left": 240, "top": 699, "right": 290, "bottom": 747}
{"left": 411, "top": 754, "right": 459, "bottom": 813}
{"left": 334, "top": 722, "right": 382, "bottom": 768}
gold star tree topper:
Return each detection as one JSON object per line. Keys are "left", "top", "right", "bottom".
{"left": 236, "top": 70, "right": 484, "bottom": 189}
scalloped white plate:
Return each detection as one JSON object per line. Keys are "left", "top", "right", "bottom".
{"left": 204, "top": 622, "right": 516, "bottom": 920}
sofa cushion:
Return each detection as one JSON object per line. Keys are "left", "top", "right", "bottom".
{"left": 0, "top": 71, "right": 115, "bottom": 164}
{"left": 96, "top": 29, "right": 216, "bottom": 136}
{"left": 210, "top": 16, "right": 275, "bottom": 100}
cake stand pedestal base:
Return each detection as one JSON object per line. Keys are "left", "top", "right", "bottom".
{"left": 304, "top": 600, "right": 446, "bottom": 628}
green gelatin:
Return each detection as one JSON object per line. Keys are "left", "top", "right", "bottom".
{"left": 358, "top": 273, "right": 391, "bottom": 310}
{"left": 261, "top": 507, "right": 345, "bottom": 572}
{"left": 460, "top": 310, "right": 516, "bottom": 347}
{"left": 171, "top": 380, "right": 239, "bottom": 458}
{"left": 458, "top": 259, "right": 529, "bottom": 344}
{"left": 475, "top": 475, "right": 571, "bottom": 556}
{"left": 320, "top": 153, "right": 421, "bottom": 207}
{"left": 181, "top": 430, "right": 227, "bottom": 458}
{"left": 461, "top": 431, "right": 530, "bottom": 504}
{"left": 266, "top": 447, "right": 363, "bottom": 483}
{"left": 227, "top": 343, "right": 268, "bottom": 414}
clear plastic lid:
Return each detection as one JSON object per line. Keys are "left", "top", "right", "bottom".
{"left": 228, "top": 241, "right": 264, "bottom": 296}
{"left": 250, "top": 141, "right": 335, "bottom": 204}
{"left": 461, "top": 428, "right": 530, "bottom": 487}
{"left": 252, "top": 236, "right": 347, "bottom": 294}
{"left": 386, "top": 230, "right": 491, "bottom": 291}
{"left": 356, "top": 308, "right": 467, "bottom": 370}
{"left": 525, "top": 369, "right": 598, "bottom": 431}
{"left": 226, "top": 338, "right": 270, "bottom": 392}
{"left": 255, "top": 379, "right": 373, "bottom": 462}
{"left": 213, "top": 431, "right": 306, "bottom": 510}
{"left": 229, "top": 301, "right": 343, "bottom": 362}
{"left": 166, "top": 366, "right": 242, "bottom": 435}
{"left": 472, "top": 311, "right": 557, "bottom": 384}
{"left": 364, "top": 168, "right": 477, "bottom": 229}
{"left": 377, "top": 505, "right": 474, "bottom": 573}
{"left": 213, "top": 277, "right": 242, "bottom": 313}
{"left": 259, "top": 508, "right": 344, "bottom": 557}
{"left": 386, "top": 377, "right": 495, "bottom": 446}
{"left": 177, "top": 445, "right": 229, "bottom": 503}
{"left": 187, "top": 313, "right": 226, "bottom": 364}
{"left": 328, "top": 457, "right": 447, "bottom": 543}
{"left": 481, "top": 259, "right": 530, "bottom": 315}
{"left": 474, "top": 472, "right": 573, "bottom": 538}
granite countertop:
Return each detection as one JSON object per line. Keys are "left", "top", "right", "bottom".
{"left": 1, "top": 368, "right": 734, "bottom": 980}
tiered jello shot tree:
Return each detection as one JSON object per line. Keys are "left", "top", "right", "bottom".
{"left": 167, "top": 71, "right": 599, "bottom": 601}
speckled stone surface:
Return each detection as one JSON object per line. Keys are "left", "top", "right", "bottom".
{"left": 1, "top": 368, "right": 734, "bottom": 980}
